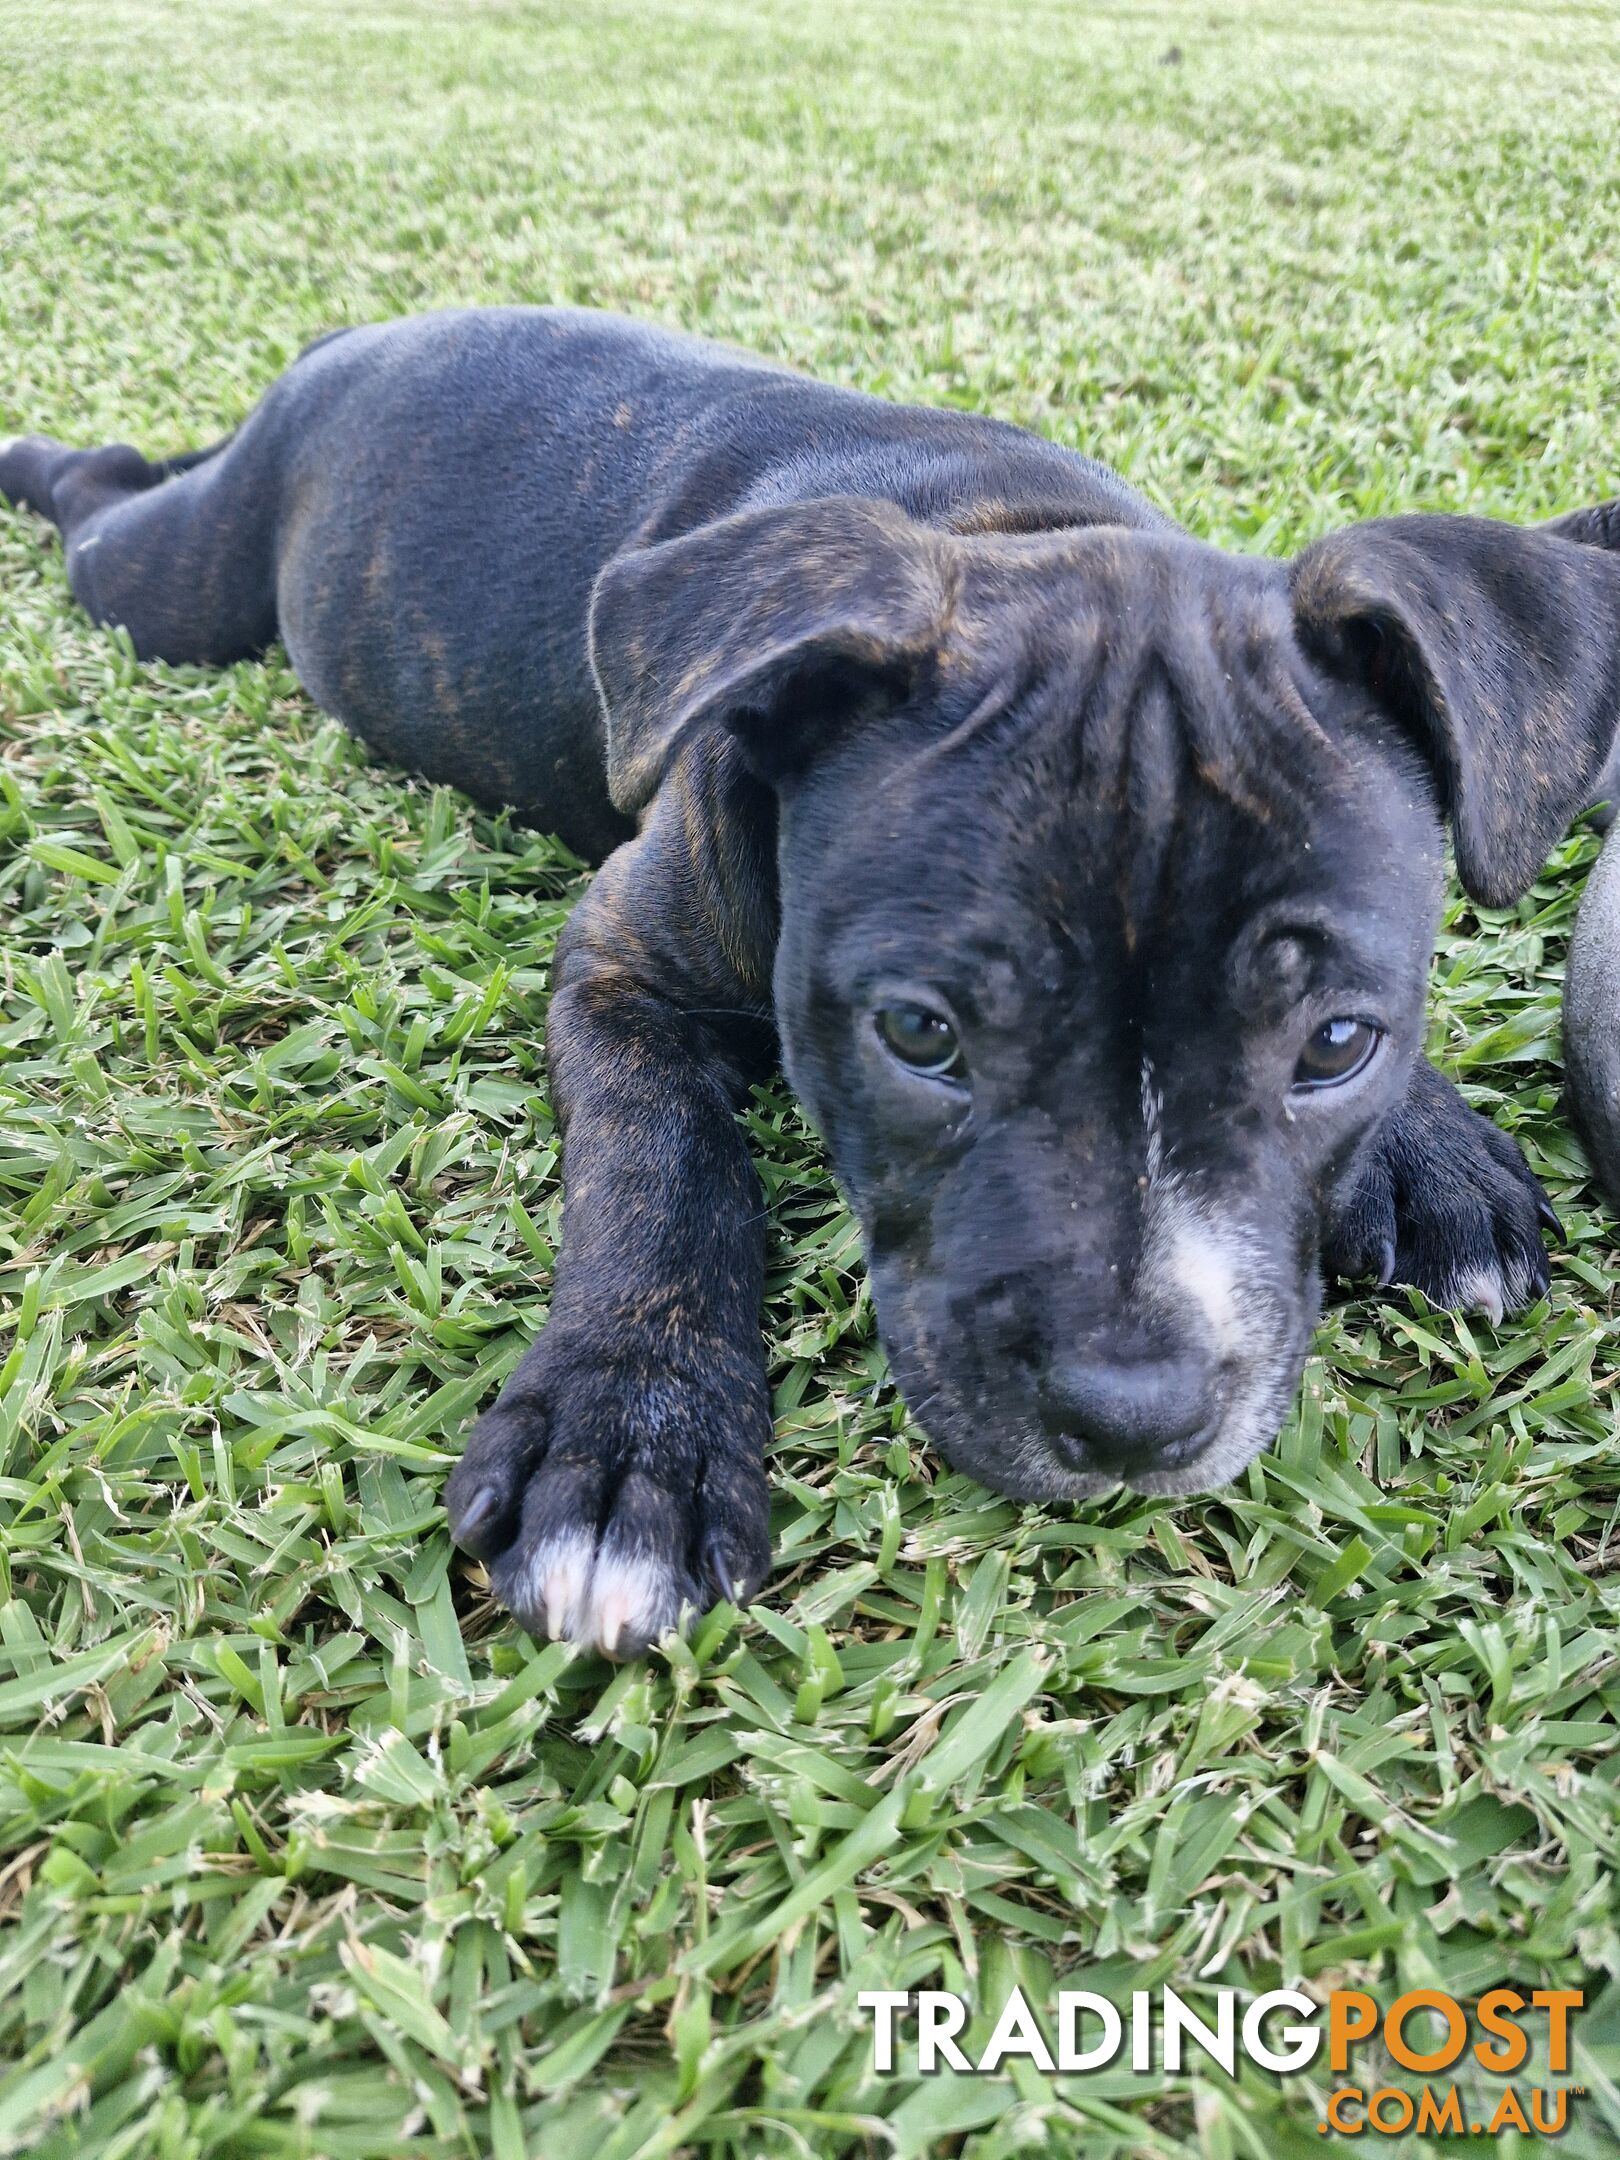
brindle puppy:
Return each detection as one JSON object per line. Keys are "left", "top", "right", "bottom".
{"left": 6, "top": 308, "right": 1619, "bottom": 1657}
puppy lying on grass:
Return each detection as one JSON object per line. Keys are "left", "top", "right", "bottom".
{"left": 4, "top": 306, "right": 1618, "bottom": 1656}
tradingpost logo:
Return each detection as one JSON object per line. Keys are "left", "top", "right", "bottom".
{"left": 856, "top": 1983, "right": 1585, "bottom": 2137}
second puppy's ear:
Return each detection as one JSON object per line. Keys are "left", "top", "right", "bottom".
{"left": 1291, "top": 511, "right": 1620, "bottom": 905}
{"left": 589, "top": 496, "right": 953, "bottom": 813}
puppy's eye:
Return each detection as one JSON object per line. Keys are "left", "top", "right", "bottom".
{"left": 1294, "top": 1017, "right": 1381, "bottom": 1088}
{"left": 875, "top": 1002, "right": 965, "bottom": 1080}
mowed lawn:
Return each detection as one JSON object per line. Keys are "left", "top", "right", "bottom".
{"left": 3, "top": 0, "right": 1620, "bottom": 2153}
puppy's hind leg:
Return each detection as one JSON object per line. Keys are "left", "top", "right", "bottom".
{"left": 0, "top": 433, "right": 74, "bottom": 519}
{"left": 0, "top": 432, "right": 228, "bottom": 524}
{"left": 0, "top": 426, "right": 276, "bottom": 666}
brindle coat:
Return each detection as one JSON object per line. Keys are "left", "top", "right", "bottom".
{"left": 6, "top": 307, "right": 1619, "bottom": 1656}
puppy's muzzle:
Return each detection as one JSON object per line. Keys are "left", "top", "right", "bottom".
{"left": 1036, "top": 1345, "right": 1220, "bottom": 1480}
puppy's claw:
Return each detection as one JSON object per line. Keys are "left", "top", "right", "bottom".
{"left": 1374, "top": 1238, "right": 1397, "bottom": 1289}
{"left": 590, "top": 1550, "right": 688, "bottom": 1660}
{"left": 699, "top": 1528, "right": 752, "bottom": 1606}
{"left": 1536, "top": 1194, "right": 1564, "bottom": 1239}
{"left": 529, "top": 1531, "right": 595, "bottom": 1643}
{"left": 1459, "top": 1271, "right": 1506, "bottom": 1328}
{"left": 449, "top": 1479, "right": 505, "bottom": 1556}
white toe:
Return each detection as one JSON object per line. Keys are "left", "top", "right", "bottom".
{"left": 1457, "top": 1268, "right": 1506, "bottom": 1327}
{"left": 515, "top": 1532, "right": 684, "bottom": 1655}
{"left": 520, "top": 1529, "right": 596, "bottom": 1641}
{"left": 590, "top": 1548, "right": 679, "bottom": 1656}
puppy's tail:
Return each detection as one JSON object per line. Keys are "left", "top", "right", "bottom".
{"left": 151, "top": 436, "right": 236, "bottom": 479}
{"left": 1564, "top": 824, "right": 1620, "bottom": 1212}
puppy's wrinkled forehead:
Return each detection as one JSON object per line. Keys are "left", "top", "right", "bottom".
{"left": 812, "top": 532, "right": 1357, "bottom": 957}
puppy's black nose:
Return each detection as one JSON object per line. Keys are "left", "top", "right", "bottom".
{"left": 1038, "top": 1351, "right": 1214, "bottom": 1475}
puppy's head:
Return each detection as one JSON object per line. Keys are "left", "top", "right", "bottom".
{"left": 592, "top": 494, "right": 1620, "bottom": 1499}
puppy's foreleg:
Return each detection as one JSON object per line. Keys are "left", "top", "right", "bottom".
{"left": 445, "top": 876, "right": 776, "bottom": 1659}
{"left": 1324, "top": 1059, "right": 1557, "bottom": 1322}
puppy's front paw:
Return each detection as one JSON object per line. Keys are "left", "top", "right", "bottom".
{"left": 444, "top": 1327, "right": 772, "bottom": 1658}
{"left": 1326, "top": 1064, "right": 1557, "bottom": 1324}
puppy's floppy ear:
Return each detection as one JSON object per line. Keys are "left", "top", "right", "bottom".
{"left": 1291, "top": 511, "right": 1620, "bottom": 906}
{"left": 589, "top": 495, "right": 952, "bottom": 813}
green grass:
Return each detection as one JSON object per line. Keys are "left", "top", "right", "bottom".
{"left": 2, "top": 0, "right": 1620, "bottom": 2153}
